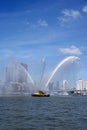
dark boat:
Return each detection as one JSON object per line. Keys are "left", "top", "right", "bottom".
{"left": 31, "top": 90, "right": 50, "bottom": 97}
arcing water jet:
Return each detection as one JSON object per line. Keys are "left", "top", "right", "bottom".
{"left": 17, "top": 62, "right": 35, "bottom": 86}
{"left": 45, "top": 56, "right": 79, "bottom": 89}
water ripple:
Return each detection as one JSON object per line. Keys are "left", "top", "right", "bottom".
{"left": 0, "top": 96, "right": 87, "bottom": 130}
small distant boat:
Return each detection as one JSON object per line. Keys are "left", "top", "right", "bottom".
{"left": 31, "top": 90, "right": 50, "bottom": 97}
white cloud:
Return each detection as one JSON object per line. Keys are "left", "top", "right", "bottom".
{"left": 59, "top": 45, "right": 82, "bottom": 55}
{"left": 62, "top": 9, "right": 80, "bottom": 19}
{"left": 58, "top": 9, "right": 81, "bottom": 23}
{"left": 58, "top": 16, "right": 69, "bottom": 23}
{"left": 83, "top": 5, "right": 87, "bottom": 13}
{"left": 37, "top": 19, "right": 48, "bottom": 27}
{"left": 32, "top": 19, "right": 48, "bottom": 28}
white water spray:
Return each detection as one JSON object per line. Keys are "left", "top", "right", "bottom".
{"left": 17, "top": 62, "right": 35, "bottom": 86}
{"left": 39, "top": 57, "right": 46, "bottom": 85}
{"left": 45, "top": 56, "right": 79, "bottom": 89}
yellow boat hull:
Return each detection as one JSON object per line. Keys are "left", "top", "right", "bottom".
{"left": 31, "top": 90, "right": 50, "bottom": 97}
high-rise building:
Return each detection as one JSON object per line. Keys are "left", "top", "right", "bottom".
{"left": 5, "top": 64, "right": 15, "bottom": 82}
{"left": 16, "top": 62, "right": 28, "bottom": 83}
{"left": 62, "top": 80, "right": 68, "bottom": 90}
{"left": 20, "top": 63, "right": 28, "bottom": 70}
{"left": 48, "top": 82, "right": 54, "bottom": 91}
{"left": 76, "top": 80, "right": 87, "bottom": 90}
{"left": 54, "top": 81, "right": 59, "bottom": 90}
{"left": 6, "top": 61, "right": 28, "bottom": 83}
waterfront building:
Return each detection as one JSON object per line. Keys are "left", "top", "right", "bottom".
{"left": 6, "top": 61, "right": 28, "bottom": 84}
{"left": 62, "top": 80, "right": 68, "bottom": 90}
{"left": 55, "top": 81, "right": 59, "bottom": 90}
{"left": 76, "top": 80, "right": 87, "bottom": 90}
{"left": 48, "top": 82, "right": 54, "bottom": 91}
{"left": 17, "top": 62, "right": 28, "bottom": 83}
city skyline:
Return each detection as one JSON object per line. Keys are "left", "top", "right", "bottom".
{"left": 0, "top": 0, "right": 87, "bottom": 80}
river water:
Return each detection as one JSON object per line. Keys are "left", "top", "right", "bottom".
{"left": 0, "top": 95, "right": 87, "bottom": 130}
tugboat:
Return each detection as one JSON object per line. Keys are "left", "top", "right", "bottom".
{"left": 31, "top": 90, "right": 50, "bottom": 97}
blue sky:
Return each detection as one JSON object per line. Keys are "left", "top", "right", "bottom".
{"left": 0, "top": 0, "right": 87, "bottom": 81}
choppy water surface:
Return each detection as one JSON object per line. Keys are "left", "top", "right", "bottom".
{"left": 0, "top": 96, "right": 87, "bottom": 130}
